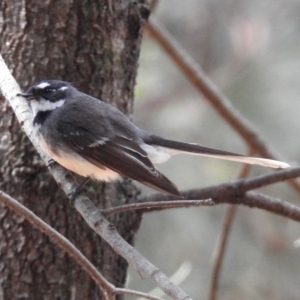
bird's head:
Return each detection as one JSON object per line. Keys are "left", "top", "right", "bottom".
{"left": 17, "top": 80, "right": 72, "bottom": 115}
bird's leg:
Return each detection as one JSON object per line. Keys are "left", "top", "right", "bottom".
{"left": 47, "top": 159, "right": 57, "bottom": 168}
{"left": 68, "top": 177, "right": 91, "bottom": 205}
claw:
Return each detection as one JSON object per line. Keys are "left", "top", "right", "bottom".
{"left": 67, "top": 178, "right": 90, "bottom": 205}
{"left": 47, "top": 159, "right": 57, "bottom": 168}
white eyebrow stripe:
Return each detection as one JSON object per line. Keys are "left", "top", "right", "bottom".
{"left": 59, "top": 86, "right": 68, "bottom": 91}
{"left": 36, "top": 82, "right": 50, "bottom": 89}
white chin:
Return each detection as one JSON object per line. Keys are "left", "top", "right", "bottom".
{"left": 30, "top": 98, "right": 65, "bottom": 116}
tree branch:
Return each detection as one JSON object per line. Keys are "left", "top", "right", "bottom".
{"left": 74, "top": 196, "right": 192, "bottom": 299}
{"left": 234, "top": 192, "right": 300, "bottom": 222}
{"left": 0, "top": 188, "right": 170, "bottom": 300}
{"left": 0, "top": 190, "right": 116, "bottom": 299}
{"left": 102, "top": 199, "right": 214, "bottom": 215}
{"left": 139, "top": 168, "right": 300, "bottom": 222}
{"left": 140, "top": 167, "right": 300, "bottom": 203}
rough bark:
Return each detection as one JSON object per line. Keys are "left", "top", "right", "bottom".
{"left": 0, "top": 1, "right": 149, "bottom": 299}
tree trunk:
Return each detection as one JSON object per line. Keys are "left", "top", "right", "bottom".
{"left": 0, "top": 1, "right": 149, "bottom": 298}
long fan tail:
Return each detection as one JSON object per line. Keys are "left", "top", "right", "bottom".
{"left": 146, "top": 136, "right": 290, "bottom": 169}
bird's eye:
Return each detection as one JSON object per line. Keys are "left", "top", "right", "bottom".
{"left": 44, "top": 88, "right": 54, "bottom": 94}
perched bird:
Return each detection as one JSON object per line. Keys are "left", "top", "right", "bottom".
{"left": 17, "top": 80, "right": 289, "bottom": 197}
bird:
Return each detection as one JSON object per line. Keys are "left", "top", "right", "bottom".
{"left": 17, "top": 80, "right": 290, "bottom": 198}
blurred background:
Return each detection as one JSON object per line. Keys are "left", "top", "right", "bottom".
{"left": 127, "top": 1, "right": 300, "bottom": 299}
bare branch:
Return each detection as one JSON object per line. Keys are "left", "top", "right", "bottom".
{"left": 210, "top": 205, "right": 237, "bottom": 300}
{"left": 139, "top": 168, "right": 300, "bottom": 222}
{"left": 0, "top": 190, "right": 166, "bottom": 300}
{"left": 0, "top": 191, "right": 166, "bottom": 300}
{"left": 235, "top": 192, "right": 300, "bottom": 222}
{"left": 74, "top": 196, "right": 192, "bottom": 299}
{"left": 0, "top": 190, "right": 115, "bottom": 299}
{"left": 102, "top": 199, "right": 214, "bottom": 215}
{"left": 140, "top": 167, "right": 300, "bottom": 203}
{"left": 0, "top": 55, "right": 192, "bottom": 300}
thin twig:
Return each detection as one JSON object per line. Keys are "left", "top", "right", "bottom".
{"left": 216, "top": 191, "right": 300, "bottom": 222}
{"left": 236, "top": 192, "right": 300, "bottom": 221}
{"left": 138, "top": 170, "right": 300, "bottom": 222}
{"left": 0, "top": 190, "right": 115, "bottom": 299}
{"left": 210, "top": 205, "right": 237, "bottom": 300}
{"left": 0, "top": 54, "right": 192, "bottom": 300}
{"left": 102, "top": 199, "right": 214, "bottom": 215}
{"left": 209, "top": 160, "right": 252, "bottom": 300}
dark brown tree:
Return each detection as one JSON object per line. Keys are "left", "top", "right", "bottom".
{"left": 0, "top": 1, "right": 149, "bottom": 298}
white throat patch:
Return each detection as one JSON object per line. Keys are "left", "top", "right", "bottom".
{"left": 30, "top": 99, "right": 65, "bottom": 117}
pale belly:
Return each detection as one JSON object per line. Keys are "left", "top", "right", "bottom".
{"left": 39, "top": 136, "right": 120, "bottom": 181}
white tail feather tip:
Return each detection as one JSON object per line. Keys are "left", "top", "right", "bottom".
{"left": 198, "top": 155, "right": 290, "bottom": 169}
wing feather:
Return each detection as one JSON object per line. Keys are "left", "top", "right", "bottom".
{"left": 57, "top": 121, "right": 182, "bottom": 197}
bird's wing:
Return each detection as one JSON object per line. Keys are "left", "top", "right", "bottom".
{"left": 57, "top": 120, "right": 182, "bottom": 197}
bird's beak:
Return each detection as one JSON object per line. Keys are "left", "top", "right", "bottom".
{"left": 16, "top": 92, "right": 35, "bottom": 100}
